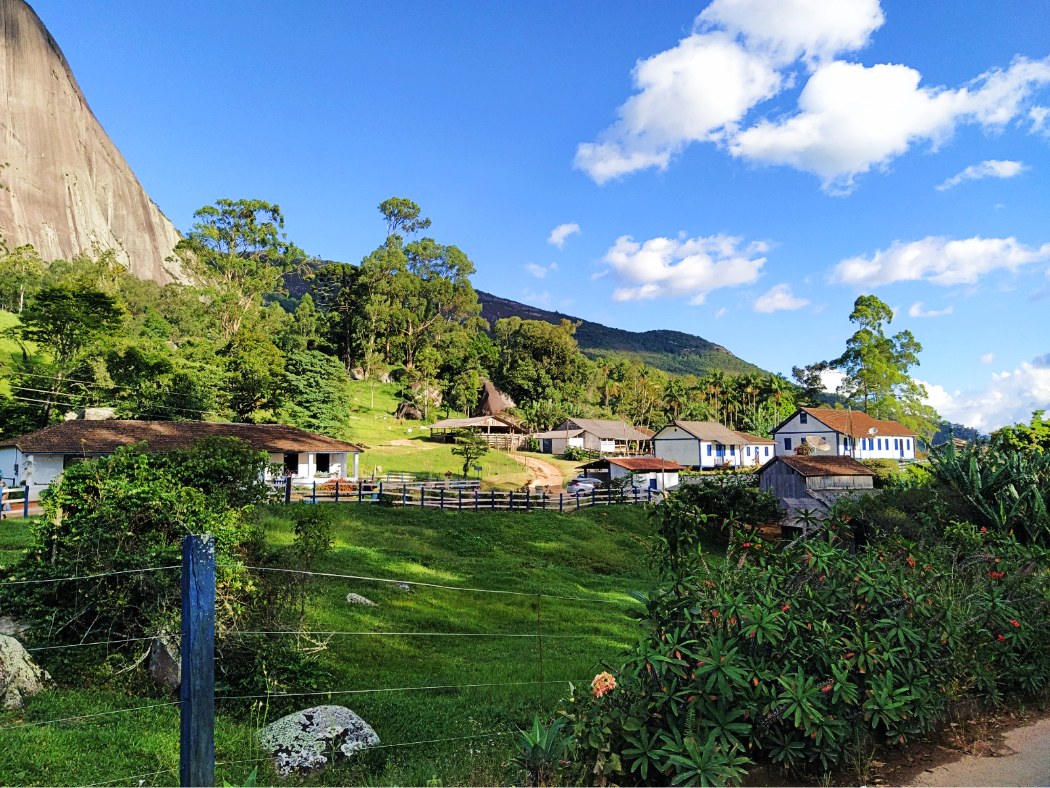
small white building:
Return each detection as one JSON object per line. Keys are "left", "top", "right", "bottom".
{"left": 0, "top": 420, "right": 364, "bottom": 500}
{"left": 652, "top": 421, "right": 774, "bottom": 469}
{"left": 534, "top": 418, "right": 651, "bottom": 456}
{"left": 772, "top": 408, "right": 916, "bottom": 461}
{"left": 578, "top": 457, "right": 683, "bottom": 491}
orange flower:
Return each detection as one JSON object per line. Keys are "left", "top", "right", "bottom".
{"left": 821, "top": 683, "right": 832, "bottom": 693}
{"left": 591, "top": 671, "right": 617, "bottom": 699}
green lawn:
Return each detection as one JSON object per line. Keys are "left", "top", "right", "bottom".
{"left": 0, "top": 503, "right": 658, "bottom": 786}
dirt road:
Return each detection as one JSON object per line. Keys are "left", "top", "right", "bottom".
{"left": 509, "top": 454, "right": 565, "bottom": 489}
{"left": 907, "top": 716, "right": 1050, "bottom": 787}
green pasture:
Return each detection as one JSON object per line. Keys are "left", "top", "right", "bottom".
{"left": 0, "top": 503, "right": 658, "bottom": 785}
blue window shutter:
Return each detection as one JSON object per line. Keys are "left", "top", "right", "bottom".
{"left": 785, "top": 438, "right": 792, "bottom": 450}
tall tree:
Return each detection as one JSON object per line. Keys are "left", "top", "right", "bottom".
{"left": 178, "top": 198, "right": 306, "bottom": 339}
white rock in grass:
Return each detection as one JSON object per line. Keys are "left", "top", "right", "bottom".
{"left": 0, "top": 634, "right": 51, "bottom": 710}
{"left": 394, "top": 582, "right": 412, "bottom": 593}
{"left": 258, "top": 705, "right": 380, "bottom": 775}
{"left": 345, "top": 593, "right": 377, "bottom": 606}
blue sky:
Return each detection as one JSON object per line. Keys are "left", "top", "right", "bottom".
{"left": 31, "top": 0, "right": 1050, "bottom": 430}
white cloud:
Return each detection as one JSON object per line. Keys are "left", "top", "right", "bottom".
{"left": 520, "top": 289, "right": 553, "bottom": 308}
{"left": 602, "top": 233, "right": 766, "bottom": 303}
{"left": 981, "top": 352, "right": 996, "bottom": 364}
{"left": 731, "top": 58, "right": 1050, "bottom": 192}
{"left": 715, "top": 307, "right": 728, "bottom": 318}
{"left": 922, "top": 357, "right": 1050, "bottom": 431}
{"left": 833, "top": 236, "right": 1050, "bottom": 287}
{"left": 937, "top": 159, "right": 1027, "bottom": 191}
{"left": 525, "top": 262, "right": 558, "bottom": 279}
{"left": 547, "top": 223, "right": 580, "bottom": 248}
{"left": 820, "top": 369, "right": 846, "bottom": 393}
{"left": 907, "top": 301, "right": 954, "bottom": 318}
{"left": 697, "top": 0, "right": 884, "bottom": 65}
{"left": 575, "top": 33, "right": 782, "bottom": 183}
{"left": 576, "top": 0, "right": 1050, "bottom": 190}
{"left": 753, "top": 283, "right": 810, "bottom": 313}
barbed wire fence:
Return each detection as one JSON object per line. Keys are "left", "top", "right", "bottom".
{"left": 0, "top": 534, "right": 635, "bottom": 786}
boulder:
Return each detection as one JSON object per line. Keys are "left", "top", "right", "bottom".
{"left": 0, "top": 634, "right": 51, "bottom": 710}
{"left": 345, "top": 593, "right": 377, "bottom": 607}
{"left": 149, "top": 632, "right": 181, "bottom": 690}
{"left": 0, "top": 616, "right": 28, "bottom": 637}
{"left": 394, "top": 402, "right": 423, "bottom": 420}
{"left": 394, "top": 582, "right": 412, "bottom": 593}
{"left": 258, "top": 705, "right": 380, "bottom": 776}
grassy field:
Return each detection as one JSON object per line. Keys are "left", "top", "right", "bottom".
{"left": 0, "top": 503, "right": 661, "bottom": 786}
{"left": 345, "top": 380, "right": 582, "bottom": 489}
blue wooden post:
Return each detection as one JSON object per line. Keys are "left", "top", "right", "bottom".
{"left": 458, "top": 488, "right": 462, "bottom": 511}
{"left": 378, "top": 481, "right": 384, "bottom": 506}
{"left": 311, "top": 481, "right": 317, "bottom": 504}
{"left": 591, "top": 487, "right": 596, "bottom": 507}
{"left": 474, "top": 489, "right": 479, "bottom": 512}
{"left": 402, "top": 486, "right": 407, "bottom": 507}
{"left": 576, "top": 491, "right": 581, "bottom": 510}
{"left": 334, "top": 481, "right": 340, "bottom": 503}
{"left": 526, "top": 489, "right": 531, "bottom": 511}
{"left": 358, "top": 482, "right": 363, "bottom": 503}
{"left": 647, "top": 487, "right": 652, "bottom": 503}
{"left": 559, "top": 493, "right": 563, "bottom": 513}
{"left": 420, "top": 487, "right": 425, "bottom": 508}
{"left": 491, "top": 490, "right": 495, "bottom": 510}
{"left": 180, "top": 535, "right": 215, "bottom": 788}
{"left": 284, "top": 476, "right": 291, "bottom": 505}
{"left": 440, "top": 489, "right": 445, "bottom": 510}
{"left": 23, "top": 483, "right": 29, "bottom": 518}
{"left": 509, "top": 491, "right": 514, "bottom": 511}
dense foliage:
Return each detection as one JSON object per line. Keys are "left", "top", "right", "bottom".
{"left": 554, "top": 464, "right": 1050, "bottom": 785}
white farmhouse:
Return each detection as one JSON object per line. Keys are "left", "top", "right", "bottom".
{"left": 533, "top": 418, "right": 651, "bottom": 456}
{"left": 0, "top": 420, "right": 364, "bottom": 500}
{"left": 652, "top": 421, "right": 774, "bottom": 469}
{"left": 577, "top": 457, "right": 683, "bottom": 492}
{"left": 772, "top": 408, "right": 916, "bottom": 461}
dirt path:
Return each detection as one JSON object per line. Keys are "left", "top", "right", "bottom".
{"left": 905, "top": 716, "right": 1050, "bottom": 787}
{"left": 508, "top": 454, "right": 565, "bottom": 489}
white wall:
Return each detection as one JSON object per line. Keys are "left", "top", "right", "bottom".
{"left": 774, "top": 411, "right": 916, "bottom": 460}
{"left": 653, "top": 426, "right": 702, "bottom": 466}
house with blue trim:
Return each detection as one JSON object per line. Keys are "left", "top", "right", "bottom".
{"left": 652, "top": 421, "right": 774, "bottom": 469}
{"left": 772, "top": 407, "right": 916, "bottom": 461}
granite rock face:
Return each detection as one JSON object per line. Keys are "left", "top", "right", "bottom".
{"left": 0, "top": 0, "right": 187, "bottom": 283}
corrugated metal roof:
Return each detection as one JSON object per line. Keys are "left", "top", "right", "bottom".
{"left": 561, "top": 418, "right": 651, "bottom": 441}
{"left": 662, "top": 421, "right": 744, "bottom": 445}
{"left": 760, "top": 455, "right": 874, "bottom": 477}
{"left": 0, "top": 421, "right": 364, "bottom": 455}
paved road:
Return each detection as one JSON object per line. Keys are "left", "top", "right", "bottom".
{"left": 908, "top": 717, "right": 1050, "bottom": 787}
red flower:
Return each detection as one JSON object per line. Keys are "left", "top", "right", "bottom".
{"left": 1010, "top": 619, "right": 1020, "bottom": 628}
{"left": 781, "top": 604, "right": 791, "bottom": 612}
{"left": 906, "top": 555, "right": 916, "bottom": 568}
{"left": 743, "top": 542, "right": 751, "bottom": 548}
{"left": 987, "top": 571, "right": 1005, "bottom": 580}
{"left": 997, "top": 634, "right": 1006, "bottom": 642}
{"left": 711, "top": 610, "right": 720, "bottom": 618}
{"left": 821, "top": 683, "right": 833, "bottom": 693}
{"left": 980, "top": 527, "right": 988, "bottom": 534}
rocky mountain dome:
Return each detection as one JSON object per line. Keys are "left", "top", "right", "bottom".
{"left": 0, "top": 0, "right": 186, "bottom": 283}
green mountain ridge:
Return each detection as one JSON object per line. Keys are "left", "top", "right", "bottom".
{"left": 476, "top": 290, "right": 768, "bottom": 378}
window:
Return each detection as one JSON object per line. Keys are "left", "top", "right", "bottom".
{"left": 284, "top": 453, "right": 299, "bottom": 473}
{"left": 894, "top": 439, "right": 899, "bottom": 449}
{"left": 764, "top": 447, "right": 770, "bottom": 456}
{"left": 784, "top": 438, "right": 792, "bottom": 450}
{"left": 746, "top": 446, "right": 751, "bottom": 456}
{"left": 877, "top": 438, "right": 883, "bottom": 450}
{"left": 730, "top": 446, "right": 736, "bottom": 456}
{"left": 315, "top": 453, "right": 331, "bottom": 473}
{"left": 800, "top": 412, "right": 808, "bottom": 424}
{"left": 706, "top": 444, "right": 712, "bottom": 456}
{"left": 906, "top": 439, "right": 912, "bottom": 450}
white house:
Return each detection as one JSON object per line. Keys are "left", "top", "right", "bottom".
{"left": 578, "top": 457, "right": 683, "bottom": 491}
{"left": 0, "top": 420, "right": 364, "bottom": 500}
{"left": 534, "top": 418, "right": 651, "bottom": 456}
{"left": 653, "top": 421, "right": 774, "bottom": 469}
{"left": 772, "top": 408, "right": 916, "bottom": 461}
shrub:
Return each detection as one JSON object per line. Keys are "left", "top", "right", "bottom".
{"left": 558, "top": 524, "right": 1050, "bottom": 784}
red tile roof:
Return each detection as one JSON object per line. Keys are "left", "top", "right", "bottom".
{"left": 760, "top": 455, "right": 873, "bottom": 477}
{"left": 733, "top": 429, "right": 774, "bottom": 444}
{"left": 801, "top": 408, "right": 915, "bottom": 438}
{"left": 591, "top": 457, "right": 684, "bottom": 472}
{"left": 0, "top": 420, "right": 363, "bottom": 455}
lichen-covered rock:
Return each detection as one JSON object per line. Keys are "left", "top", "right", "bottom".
{"left": 258, "top": 705, "right": 380, "bottom": 776}
{"left": 149, "top": 632, "right": 180, "bottom": 690}
{"left": 345, "top": 593, "right": 377, "bottom": 606}
{"left": 394, "top": 582, "right": 412, "bottom": 593}
{"left": 0, "top": 634, "right": 51, "bottom": 710}
{"left": 0, "top": 615, "right": 28, "bottom": 637}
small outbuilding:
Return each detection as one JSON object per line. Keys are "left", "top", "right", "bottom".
{"left": 578, "top": 457, "right": 683, "bottom": 491}
{"left": 427, "top": 415, "right": 524, "bottom": 450}
{"left": 757, "top": 455, "right": 875, "bottom": 533}
{"left": 535, "top": 418, "right": 651, "bottom": 456}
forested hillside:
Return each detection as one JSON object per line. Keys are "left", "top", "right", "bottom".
{"left": 477, "top": 291, "right": 768, "bottom": 377}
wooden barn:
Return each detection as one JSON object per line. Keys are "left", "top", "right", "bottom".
{"left": 757, "top": 455, "right": 875, "bottom": 534}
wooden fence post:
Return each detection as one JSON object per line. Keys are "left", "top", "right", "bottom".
{"left": 180, "top": 534, "right": 215, "bottom": 788}
{"left": 284, "top": 476, "right": 291, "bottom": 505}
{"left": 458, "top": 488, "right": 463, "bottom": 511}
{"left": 311, "top": 481, "right": 317, "bottom": 505}
{"left": 378, "top": 481, "right": 384, "bottom": 506}
{"left": 474, "top": 489, "right": 479, "bottom": 512}
{"left": 559, "top": 493, "right": 563, "bottom": 513}
{"left": 440, "top": 489, "right": 445, "bottom": 510}
{"left": 23, "top": 483, "right": 29, "bottom": 518}
{"left": 402, "top": 486, "right": 407, "bottom": 507}
{"left": 335, "top": 481, "right": 340, "bottom": 503}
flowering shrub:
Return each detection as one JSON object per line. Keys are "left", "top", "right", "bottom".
{"left": 558, "top": 525, "right": 1050, "bottom": 784}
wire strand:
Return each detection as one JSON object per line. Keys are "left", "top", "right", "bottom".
{"left": 0, "top": 701, "right": 180, "bottom": 732}
{"left": 27, "top": 636, "right": 159, "bottom": 652}
{"left": 88, "top": 766, "right": 178, "bottom": 787}
{"left": 244, "top": 565, "right": 630, "bottom": 606}
{"left": 0, "top": 565, "right": 180, "bottom": 587}
{"left": 217, "top": 678, "right": 583, "bottom": 701}
{"left": 227, "top": 630, "right": 589, "bottom": 639}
